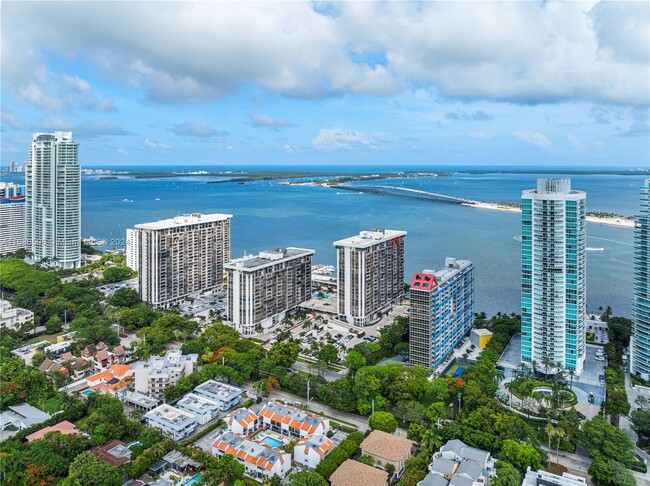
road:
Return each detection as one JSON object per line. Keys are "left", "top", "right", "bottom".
{"left": 292, "top": 360, "right": 347, "bottom": 382}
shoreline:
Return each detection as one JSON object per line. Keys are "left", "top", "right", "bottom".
{"left": 463, "top": 201, "right": 635, "bottom": 228}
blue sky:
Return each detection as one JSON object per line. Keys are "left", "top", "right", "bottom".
{"left": 1, "top": 1, "right": 648, "bottom": 167}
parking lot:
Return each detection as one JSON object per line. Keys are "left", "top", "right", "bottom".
{"left": 97, "top": 278, "right": 138, "bottom": 297}
{"left": 179, "top": 291, "right": 227, "bottom": 322}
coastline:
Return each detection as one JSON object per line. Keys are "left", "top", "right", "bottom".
{"left": 463, "top": 201, "right": 635, "bottom": 228}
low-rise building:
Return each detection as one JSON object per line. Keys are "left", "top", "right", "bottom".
{"left": 25, "top": 420, "right": 79, "bottom": 442}
{"left": 258, "top": 401, "right": 329, "bottom": 439}
{"left": 0, "top": 300, "right": 33, "bottom": 331}
{"left": 86, "top": 364, "right": 133, "bottom": 393}
{"left": 133, "top": 350, "right": 198, "bottom": 399}
{"left": 177, "top": 393, "right": 221, "bottom": 425}
{"left": 437, "top": 440, "right": 495, "bottom": 474}
{"left": 225, "top": 408, "right": 259, "bottom": 436}
{"left": 429, "top": 458, "right": 458, "bottom": 480}
{"left": 162, "top": 450, "right": 201, "bottom": 472}
{"left": 11, "top": 341, "right": 49, "bottom": 365}
{"left": 144, "top": 404, "right": 197, "bottom": 441}
{"left": 211, "top": 431, "right": 291, "bottom": 479}
{"left": 470, "top": 329, "right": 493, "bottom": 349}
{"left": 330, "top": 459, "right": 389, "bottom": 486}
{"left": 0, "top": 404, "right": 51, "bottom": 441}
{"left": 90, "top": 439, "right": 133, "bottom": 467}
{"left": 522, "top": 467, "right": 587, "bottom": 486}
{"left": 38, "top": 358, "right": 69, "bottom": 376}
{"left": 193, "top": 380, "right": 243, "bottom": 411}
{"left": 119, "top": 390, "right": 160, "bottom": 411}
{"left": 294, "top": 434, "right": 334, "bottom": 469}
{"left": 361, "top": 430, "right": 413, "bottom": 479}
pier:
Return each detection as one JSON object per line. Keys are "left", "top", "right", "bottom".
{"left": 334, "top": 185, "right": 478, "bottom": 205}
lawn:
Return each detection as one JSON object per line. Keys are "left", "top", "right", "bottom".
{"left": 41, "top": 396, "right": 62, "bottom": 414}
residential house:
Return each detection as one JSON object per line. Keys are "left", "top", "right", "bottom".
{"left": 225, "top": 408, "right": 259, "bottom": 436}
{"left": 437, "top": 440, "right": 495, "bottom": 475}
{"left": 38, "top": 358, "right": 69, "bottom": 376}
{"left": 132, "top": 350, "right": 198, "bottom": 399}
{"left": 522, "top": 467, "right": 587, "bottom": 486}
{"left": 177, "top": 393, "right": 221, "bottom": 425}
{"left": 294, "top": 434, "right": 334, "bottom": 469}
{"left": 330, "top": 459, "right": 389, "bottom": 486}
{"left": 162, "top": 450, "right": 201, "bottom": 472}
{"left": 91, "top": 439, "right": 133, "bottom": 466}
{"left": 26, "top": 420, "right": 79, "bottom": 442}
{"left": 258, "top": 401, "right": 329, "bottom": 438}
{"left": 360, "top": 430, "right": 413, "bottom": 479}
{"left": 119, "top": 390, "right": 160, "bottom": 412}
{"left": 85, "top": 364, "right": 133, "bottom": 394}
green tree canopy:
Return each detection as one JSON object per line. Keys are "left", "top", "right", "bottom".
{"left": 269, "top": 341, "right": 301, "bottom": 369}
{"left": 369, "top": 411, "right": 398, "bottom": 433}
{"left": 500, "top": 440, "right": 541, "bottom": 472}
{"left": 288, "top": 471, "right": 328, "bottom": 486}
{"left": 579, "top": 416, "right": 635, "bottom": 467}
{"left": 64, "top": 451, "right": 122, "bottom": 486}
{"left": 109, "top": 287, "right": 142, "bottom": 308}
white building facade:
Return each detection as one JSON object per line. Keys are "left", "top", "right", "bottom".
{"left": 144, "top": 404, "right": 197, "bottom": 441}
{"left": 0, "top": 196, "right": 26, "bottom": 256}
{"left": 125, "top": 228, "right": 138, "bottom": 271}
{"left": 132, "top": 350, "right": 198, "bottom": 399}
{"left": 193, "top": 380, "right": 244, "bottom": 411}
{"left": 25, "top": 132, "right": 81, "bottom": 269}
{"left": 225, "top": 248, "right": 314, "bottom": 335}
{"left": 294, "top": 434, "right": 334, "bottom": 469}
{"left": 176, "top": 393, "right": 221, "bottom": 425}
{"left": 521, "top": 179, "right": 587, "bottom": 374}
{"left": 0, "top": 300, "right": 33, "bottom": 331}
{"left": 334, "top": 229, "right": 406, "bottom": 326}
{"left": 632, "top": 179, "right": 650, "bottom": 381}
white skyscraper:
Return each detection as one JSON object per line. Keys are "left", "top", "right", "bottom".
{"left": 25, "top": 132, "right": 81, "bottom": 269}
{"left": 521, "top": 179, "right": 586, "bottom": 374}
{"left": 125, "top": 228, "right": 138, "bottom": 271}
{"left": 631, "top": 179, "right": 650, "bottom": 381}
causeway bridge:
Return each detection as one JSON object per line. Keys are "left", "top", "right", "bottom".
{"left": 335, "top": 185, "right": 478, "bottom": 205}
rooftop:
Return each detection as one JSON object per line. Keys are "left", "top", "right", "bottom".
{"left": 410, "top": 258, "right": 472, "bottom": 292}
{"left": 297, "top": 434, "right": 334, "bottom": 457}
{"left": 259, "top": 401, "right": 327, "bottom": 434}
{"left": 330, "top": 459, "right": 388, "bottom": 486}
{"left": 522, "top": 467, "right": 588, "bottom": 486}
{"left": 162, "top": 450, "right": 200, "bottom": 469}
{"left": 120, "top": 390, "right": 160, "bottom": 409}
{"left": 135, "top": 213, "right": 232, "bottom": 230}
{"left": 440, "top": 440, "right": 490, "bottom": 465}
{"left": 225, "top": 407, "right": 259, "bottom": 428}
{"left": 145, "top": 405, "right": 196, "bottom": 428}
{"left": 420, "top": 473, "right": 450, "bottom": 486}
{"left": 430, "top": 458, "right": 458, "bottom": 477}
{"left": 333, "top": 228, "right": 407, "bottom": 249}
{"left": 194, "top": 380, "right": 243, "bottom": 402}
{"left": 212, "top": 431, "right": 288, "bottom": 471}
{"left": 26, "top": 420, "right": 78, "bottom": 442}
{"left": 11, "top": 341, "right": 49, "bottom": 356}
{"left": 178, "top": 393, "right": 220, "bottom": 411}
{"left": 225, "top": 247, "right": 314, "bottom": 271}
{"left": 91, "top": 439, "right": 132, "bottom": 467}
{"left": 361, "top": 430, "right": 413, "bottom": 461}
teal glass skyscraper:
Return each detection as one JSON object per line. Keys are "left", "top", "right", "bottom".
{"left": 631, "top": 179, "right": 650, "bottom": 381}
{"left": 521, "top": 179, "right": 586, "bottom": 374}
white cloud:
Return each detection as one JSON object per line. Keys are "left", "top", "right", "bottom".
{"left": 513, "top": 131, "right": 552, "bottom": 149}
{"left": 171, "top": 122, "right": 227, "bottom": 138}
{"left": 1, "top": 109, "right": 31, "bottom": 131}
{"left": 41, "top": 116, "right": 75, "bottom": 130}
{"left": 117, "top": 148, "right": 127, "bottom": 156}
{"left": 144, "top": 138, "right": 171, "bottom": 150}
{"left": 249, "top": 113, "right": 295, "bottom": 129}
{"left": 312, "top": 128, "right": 380, "bottom": 151}
{"left": 2, "top": 1, "right": 646, "bottom": 105}
{"left": 568, "top": 133, "right": 585, "bottom": 148}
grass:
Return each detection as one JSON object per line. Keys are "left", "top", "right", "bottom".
{"left": 24, "top": 333, "right": 60, "bottom": 345}
{"left": 444, "top": 362, "right": 465, "bottom": 378}
{"left": 509, "top": 379, "right": 577, "bottom": 406}
{"left": 41, "top": 396, "right": 62, "bottom": 414}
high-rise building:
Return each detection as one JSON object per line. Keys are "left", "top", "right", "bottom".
{"left": 0, "top": 182, "right": 24, "bottom": 199}
{"left": 125, "top": 228, "right": 138, "bottom": 271}
{"left": 0, "top": 184, "right": 26, "bottom": 256}
{"left": 334, "top": 228, "right": 406, "bottom": 326}
{"left": 521, "top": 179, "right": 586, "bottom": 374}
{"left": 136, "top": 213, "right": 231, "bottom": 307}
{"left": 225, "top": 248, "right": 314, "bottom": 335}
{"left": 409, "top": 258, "right": 474, "bottom": 369}
{"left": 25, "top": 132, "right": 81, "bottom": 269}
{"left": 631, "top": 179, "right": 650, "bottom": 381}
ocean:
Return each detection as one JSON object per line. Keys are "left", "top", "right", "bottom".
{"left": 4, "top": 166, "right": 644, "bottom": 318}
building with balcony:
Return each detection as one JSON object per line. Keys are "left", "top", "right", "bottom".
{"left": 0, "top": 194, "right": 25, "bottom": 256}
{"left": 258, "top": 401, "right": 329, "bottom": 439}
{"left": 144, "top": 404, "right": 197, "bottom": 441}
{"left": 133, "top": 350, "right": 198, "bottom": 399}
{"left": 521, "top": 179, "right": 587, "bottom": 374}
{"left": 409, "top": 258, "right": 474, "bottom": 370}
{"left": 632, "top": 179, "right": 650, "bottom": 381}
{"left": 193, "top": 380, "right": 244, "bottom": 411}
{"left": 334, "top": 228, "right": 406, "bottom": 326}
{"left": 225, "top": 247, "right": 314, "bottom": 335}
{"left": 294, "top": 434, "right": 335, "bottom": 469}
{"left": 211, "top": 431, "right": 291, "bottom": 479}
{"left": 0, "top": 300, "right": 34, "bottom": 332}
{"left": 177, "top": 393, "right": 221, "bottom": 425}
{"left": 225, "top": 408, "right": 259, "bottom": 436}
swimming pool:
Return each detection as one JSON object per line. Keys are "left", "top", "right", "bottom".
{"left": 262, "top": 437, "right": 284, "bottom": 448}
{"left": 311, "top": 293, "right": 330, "bottom": 299}
{"left": 183, "top": 474, "right": 201, "bottom": 486}
{"left": 82, "top": 390, "right": 95, "bottom": 397}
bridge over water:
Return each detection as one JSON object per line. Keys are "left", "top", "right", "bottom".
{"left": 335, "top": 185, "right": 478, "bottom": 205}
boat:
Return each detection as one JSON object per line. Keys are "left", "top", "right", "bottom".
{"left": 586, "top": 247, "right": 605, "bottom": 251}
{"left": 83, "top": 236, "right": 108, "bottom": 246}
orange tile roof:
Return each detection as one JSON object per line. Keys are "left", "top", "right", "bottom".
{"left": 26, "top": 421, "right": 79, "bottom": 442}
{"left": 360, "top": 430, "right": 413, "bottom": 462}
{"left": 109, "top": 364, "right": 132, "bottom": 377}
{"left": 330, "top": 459, "right": 388, "bottom": 486}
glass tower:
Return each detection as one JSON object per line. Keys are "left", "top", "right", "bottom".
{"left": 521, "top": 179, "right": 586, "bottom": 374}
{"left": 25, "top": 132, "right": 81, "bottom": 269}
{"left": 631, "top": 179, "right": 650, "bottom": 381}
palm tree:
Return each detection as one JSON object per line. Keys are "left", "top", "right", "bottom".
{"left": 542, "top": 356, "right": 554, "bottom": 381}
{"left": 567, "top": 368, "right": 578, "bottom": 391}
{"left": 495, "top": 369, "right": 505, "bottom": 384}
{"left": 545, "top": 424, "right": 555, "bottom": 468}
{"left": 505, "top": 381, "right": 513, "bottom": 407}
{"left": 554, "top": 427, "right": 565, "bottom": 465}
{"left": 420, "top": 428, "right": 441, "bottom": 455}
{"left": 531, "top": 360, "right": 539, "bottom": 377}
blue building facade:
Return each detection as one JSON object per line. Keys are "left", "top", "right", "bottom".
{"left": 632, "top": 179, "right": 650, "bottom": 381}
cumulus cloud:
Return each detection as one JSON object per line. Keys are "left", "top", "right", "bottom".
{"left": 1, "top": 109, "right": 31, "bottom": 131}
{"left": 249, "top": 113, "right": 295, "bottom": 129}
{"left": 513, "top": 131, "right": 552, "bottom": 149}
{"left": 619, "top": 121, "right": 650, "bottom": 138}
{"left": 445, "top": 110, "right": 494, "bottom": 121}
{"left": 117, "top": 148, "right": 127, "bottom": 156}
{"left": 1, "top": 1, "right": 647, "bottom": 105}
{"left": 312, "top": 128, "right": 380, "bottom": 151}
{"left": 40, "top": 117, "right": 134, "bottom": 138}
{"left": 171, "top": 122, "right": 228, "bottom": 137}
{"left": 144, "top": 138, "right": 171, "bottom": 150}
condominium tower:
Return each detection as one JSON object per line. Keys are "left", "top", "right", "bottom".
{"left": 631, "top": 179, "right": 650, "bottom": 381}
{"left": 125, "top": 228, "right": 138, "bottom": 271}
{"left": 225, "top": 248, "right": 314, "bottom": 335}
{"left": 521, "top": 179, "right": 586, "bottom": 374}
{"left": 25, "top": 132, "right": 81, "bottom": 268}
{"left": 409, "top": 258, "right": 475, "bottom": 370}
{"left": 0, "top": 192, "right": 25, "bottom": 256}
{"left": 334, "top": 228, "right": 406, "bottom": 326}
{"left": 136, "top": 213, "right": 231, "bottom": 307}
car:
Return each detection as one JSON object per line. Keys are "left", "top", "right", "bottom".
{"left": 595, "top": 356, "right": 605, "bottom": 361}
{"left": 588, "top": 393, "right": 595, "bottom": 404}
{"left": 598, "top": 374, "right": 604, "bottom": 381}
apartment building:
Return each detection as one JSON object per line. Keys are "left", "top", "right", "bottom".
{"left": 258, "top": 401, "right": 329, "bottom": 439}
{"left": 132, "top": 350, "right": 198, "bottom": 399}
{"left": 0, "top": 194, "right": 25, "bottom": 256}
{"left": 0, "top": 300, "right": 34, "bottom": 331}
{"left": 144, "top": 404, "right": 198, "bottom": 441}
{"left": 25, "top": 132, "right": 81, "bottom": 269}
{"left": 176, "top": 393, "right": 221, "bottom": 425}
{"left": 294, "top": 434, "right": 334, "bottom": 469}
{"left": 193, "top": 380, "right": 244, "bottom": 411}
{"left": 225, "top": 247, "right": 314, "bottom": 335}
{"left": 521, "top": 179, "right": 587, "bottom": 374}
{"left": 212, "top": 431, "right": 291, "bottom": 480}
{"left": 125, "top": 228, "right": 138, "bottom": 271}
{"left": 225, "top": 408, "right": 259, "bottom": 436}
{"left": 632, "top": 179, "right": 650, "bottom": 381}
{"left": 334, "top": 228, "right": 407, "bottom": 326}
{"left": 136, "top": 213, "right": 232, "bottom": 307}
{"left": 409, "top": 258, "right": 475, "bottom": 370}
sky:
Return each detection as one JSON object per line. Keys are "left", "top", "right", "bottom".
{"left": 1, "top": 1, "right": 649, "bottom": 168}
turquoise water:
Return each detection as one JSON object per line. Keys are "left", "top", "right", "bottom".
{"left": 82, "top": 390, "right": 95, "bottom": 397}
{"left": 312, "top": 293, "right": 330, "bottom": 299}
{"left": 3, "top": 167, "right": 642, "bottom": 317}
{"left": 262, "top": 436, "right": 284, "bottom": 448}
{"left": 183, "top": 475, "right": 201, "bottom": 486}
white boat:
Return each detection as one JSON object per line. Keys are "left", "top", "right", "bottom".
{"left": 586, "top": 247, "right": 605, "bottom": 251}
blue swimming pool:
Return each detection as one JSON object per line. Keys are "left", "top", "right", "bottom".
{"left": 183, "top": 474, "right": 201, "bottom": 486}
{"left": 82, "top": 390, "right": 95, "bottom": 397}
{"left": 262, "top": 437, "right": 283, "bottom": 448}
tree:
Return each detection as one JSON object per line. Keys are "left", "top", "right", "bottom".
{"left": 357, "top": 455, "right": 375, "bottom": 466}
{"left": 45, "top": 315, "right": 63, "bottom": 334}
{"left": 500, "top": 440, "right": 541, "bottom": 472}
{"left": 101, "top": 265, "right": 133, "bottom": 283}
{"left": 492, "top": 461, "right": 521, "bottom": 486}
{"left": 369, "top": 411, "right": 398, "bottom": 433}
{"left": 202, "top": 454, "right": 245, "bottom": 485}
{"left": 578, "top": 416, "right": 635, "bottom": 467}
{"left": 317, "top": 344, "right": 338, "bottom": 365}
{"left": 109, "top": 287, "right": 141, "bottom": 308}
{"left": 343, "top": 349, "right": 366, "bottom": 376}
{"left": 288, "top": 471, "right": 328, "bottom": 486}
{"left": 630, "top": 410, "right": 650, "bottom": 447}
{"left": 65, "top": 451, "right": 122, "bottom": 486}
{"left": 269, "top": 341, "right": 301, "bottom": 369}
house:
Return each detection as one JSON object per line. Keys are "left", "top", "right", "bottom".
{"left": 119, "top": 390, "right": 160, "bottom": 411}
{"left": 225, "top": 408, "right": 259, "bottom": 436}
{"left": 112, "top": 345, "right": 127, "bottom": 363}
{"left": 211, "top": 431, "right": 291, "bottom": 479}
{"left": 144, "top": 405, "right": 197, "bottom": 441}
{"left": 330, "top": 459, "right": 389, "bottom": 486}
{"left": 452, "top": 460, "right": 489, "bottom": 486}
{"left": 0, "top": 300, "right": 34, "bottom": 331}
{"left": 95, "top": 348, "right": 111, "bottom": 369}
{"left": 11, "top": 341, "right": 49, "bottom": 365}
{"left": 419, "top": 473, "right": 451, "bottom": 486}
{"left": 294, "top": 434, "right": 334, "bottom": 469}
{"left": 258, "top": 401, "right": 329, "bottom": 438}
{"left": 26, "top": 420, "right": 78, "bottom": 442}
{"left": 38, "top": 358, "right": 69, "bottom": 376}
{"left": 91, "top": 439, "right": 133, "bottom": 466}
{"left": 162, "top": 450, "right": 201, "bottom": 472}
{"left": 437, "top": 440, "right": 495, "bottom": 474}
{"left": 0, "top": 403, "right": 51, "bottom": 440}
{"left": 193, "top": 380, "right": 244, "bottom": 411}
{"left": 86, "top": 364, "right": 133, "bottom": 393}
{"left": 522, "top": 467, "right": 587, "bottom": 486}
{"left": 360, "top": 430, "right": 413, "bottom": 479}
{"left": 177, "top": 393, "right": 221, "bottom": 425}
{"left": 429, "top": 458, "right": 458, "bottom": 480}
{"left": 428, "top": 441, "right": 493, "bottom": 486}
